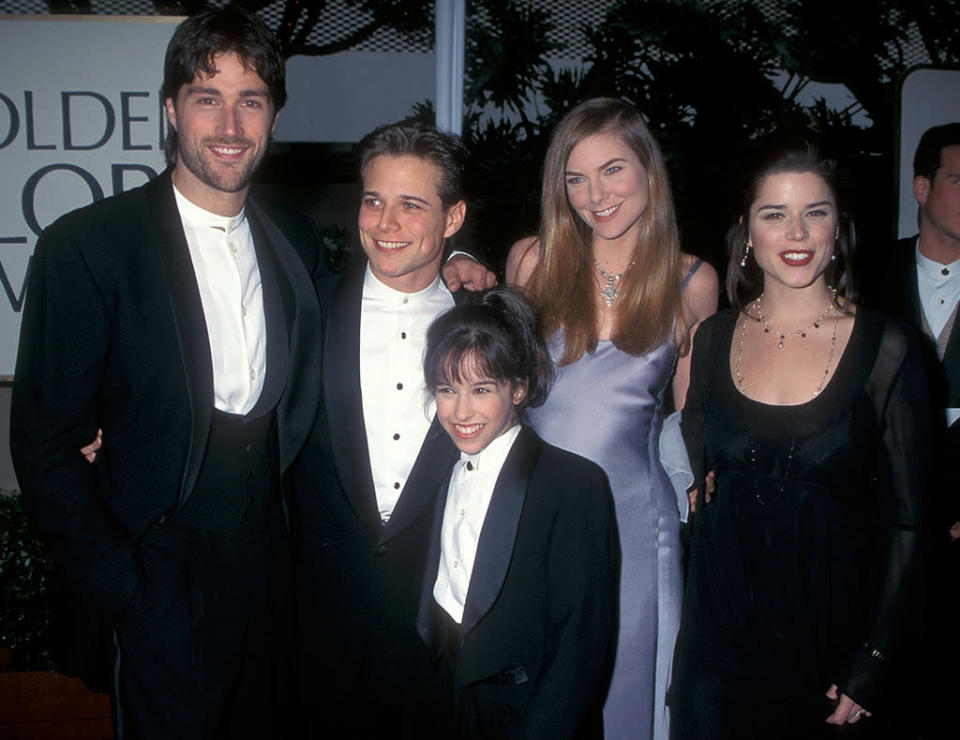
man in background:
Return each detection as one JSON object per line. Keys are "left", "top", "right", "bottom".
{"left": 866, "top": 123, "right": 960, "bottom": 532}
{"left": 862, "top": 121, "right": 960, "bottom": 740}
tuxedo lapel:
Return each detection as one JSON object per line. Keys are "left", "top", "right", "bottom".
{"left": 323, "top": 263, "right": 381, "bottom": 528}
{"left": 380, "top": 417, "right": 457, "bottom": 545}
{"left": 145, "top": 172, "right": 213, "bottom": 512}
{"left": 940, "top": 300, "right": 960, "bottom": 410}
{"left": 901, "top": 241, "right": 924, "bottom": 328}
{"left": 416, "top": 463, "right": 454, "bottom": 659}
{"left": 460, "top": 427, "right": 542, "bottom": 637}
{"left": 246, "top": 207, "right": 288, "bottom": 419}
{"left": 245, "top": 199, "right": 322, "bottom": 471}
{"left": 943, "top": 324, "right": 960, "bottom": 390}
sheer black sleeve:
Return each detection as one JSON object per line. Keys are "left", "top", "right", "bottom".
{"left": 681, "top": 310, "right": 729, "bottom": 512}
{"left": 839, "top": 318, "right": 931, "bottom": 709}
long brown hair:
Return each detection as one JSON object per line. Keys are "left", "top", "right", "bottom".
{"left": 525, "top": 98, "right": 687, "bottom": 365}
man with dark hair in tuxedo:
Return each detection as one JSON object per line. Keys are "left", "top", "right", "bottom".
{"left": 861, "top": 121, "right": 960, "bottom": 740}
{"left": 294, "top": 119, "right": 481, "bottom": 736}
{"left": 866, "top": 123, "right": 960, "bottom": 533}
{"left": 11, "top": 7, "right": 322, "bottom": 738}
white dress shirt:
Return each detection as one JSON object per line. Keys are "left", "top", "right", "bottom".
{"left": 916, "top": 243, "right": 960, "bottom": 339}
{"left": 359, "top": 266, "right": 455, "bottom": 521}
{"left": 174, "top": 186, "right": 266, "bottom": 415}
{"left": 916, "top": 241, "right": 960, "bottom": 426}
{"left": 433, "top": 424, "right": 522, "bottom": 624}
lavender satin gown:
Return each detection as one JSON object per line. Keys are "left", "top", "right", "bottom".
{"left": 528, "top": 318, "right": 687, "bottom": 740}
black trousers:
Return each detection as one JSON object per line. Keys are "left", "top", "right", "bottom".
{"left": 112, "top": 412, "right": 293, "bottom": 740}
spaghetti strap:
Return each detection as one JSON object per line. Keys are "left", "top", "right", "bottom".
{"left": 681, "top": 257, "right": 703, "bottom": 290}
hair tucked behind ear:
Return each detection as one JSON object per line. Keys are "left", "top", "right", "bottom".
{"left": 424, "top": 286, "right": 554, "bottom": 421}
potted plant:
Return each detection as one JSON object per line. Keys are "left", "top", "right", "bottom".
{"left": 0, "top": 489, "right": 112, "bottom": 739}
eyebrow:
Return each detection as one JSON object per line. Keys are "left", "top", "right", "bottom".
{"left": 565, "top": 157, "right": 628, "bottom": 175}
{"left": 185, "top": 85, "right": 269, "bottom": 98}
{"left": 362, "top": 190, "right": 431, "bottom": 206}
{"left": 756, "top": 200, "right": 834, "bottom": 211}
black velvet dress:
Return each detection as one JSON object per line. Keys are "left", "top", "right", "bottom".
{"left": 671, "top": 308, "right": 929, "bottom": 740}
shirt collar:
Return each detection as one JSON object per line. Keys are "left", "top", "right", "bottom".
{"left": 916, "top": 240, "right": 960, "bottom": 284}
{"left": 173, "top": 183, "right": 246, "bottom": 234}
{"left": 363, "top": 263, "right": 447, "bottom": 304}
{"left": 459, "top": 424, "right": 521, "bottom": 473}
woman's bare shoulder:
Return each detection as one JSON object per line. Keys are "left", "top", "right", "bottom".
{"left": 681, "top": 255, "right": 720, "bottom": 323}
{"left": 506, "top": 235, "right": 542, "bottom": 287}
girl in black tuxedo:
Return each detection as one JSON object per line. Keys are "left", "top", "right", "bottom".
{"left": 417, "top": 286, "right": 621, "bottom": 738}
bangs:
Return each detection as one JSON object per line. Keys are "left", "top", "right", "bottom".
{"left": 433, "top": 344, "right": 497, "bottom": 388}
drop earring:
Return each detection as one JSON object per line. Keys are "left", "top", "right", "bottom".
{"left": 740, "top": 241, "right": 751, "bottom": 267}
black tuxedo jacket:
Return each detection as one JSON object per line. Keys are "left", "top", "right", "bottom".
{"left": 11, "top": 170, "right": 323, "bottom": 625}
{"left": 416, "top": 427, "right": 621, "bottom": 739}
{"left": 292, "top": 261, "right": 461, "bottom": 718}
{"left": 861, "top": 235, "right": 960, "bottom": 522}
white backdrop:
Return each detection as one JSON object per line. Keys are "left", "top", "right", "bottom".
{"left": 0, "top": 16, "right": 178, "bottom": 379}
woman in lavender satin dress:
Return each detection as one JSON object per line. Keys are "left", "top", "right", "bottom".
{"left": 506, "top": 98, "right": 718, "bottom": 739}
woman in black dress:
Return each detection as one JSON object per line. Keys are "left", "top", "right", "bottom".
{"left": 671, "top": 135, "right": 930, "bottom": 739}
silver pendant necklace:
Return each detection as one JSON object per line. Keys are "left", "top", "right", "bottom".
{"left": 594, "top": 258, "right": 630, "bottom": 307}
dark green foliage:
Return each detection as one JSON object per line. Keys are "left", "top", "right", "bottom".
{"left": 467, "top": 0, "right": 557, "bottom": 125}
{"left": 318, "top": 224, "right": 355, "bottom": 274}
{"left": 455, "top": 0, "right": 960, "bottom": 277}
{"left": 0, "top": 492, "right": 54, "bottom": 671}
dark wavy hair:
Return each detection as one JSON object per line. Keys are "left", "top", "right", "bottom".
{"left": 161, "top": 6, "right": 286, "bottom": 164}
{"left": 725, "top": 133, "right": 858, "bottom": 311}
{"left": 356, "top": 119, "right": 468, "bottom": 210}
{"left": 424, "top": 286, "right": 554, "bottom": 422}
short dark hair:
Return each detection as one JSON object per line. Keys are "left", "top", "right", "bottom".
{"left": 913, "top": 122, "right": 960, "bottom": 181}
{"left": 424, "top": 286, "right": 554, "bottom": 422}
{"left": 356, "top": 120, "right": 467, "bottom": 209}
{"left": 726, "top": 132, "right": 858, "bottom": 311}
{"left": 161, "top": 6, "right": 286, "bottom": 164}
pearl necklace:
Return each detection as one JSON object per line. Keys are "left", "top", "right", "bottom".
{"left": 735, "top": 300, "right": 842, "bottom": 399}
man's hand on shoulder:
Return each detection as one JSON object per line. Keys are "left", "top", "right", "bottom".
{"left": 443, "top": 252, "right": 497, "bottom": 292}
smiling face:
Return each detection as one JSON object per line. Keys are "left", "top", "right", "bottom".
{"left": 434, "top": 353, "right": 525, "bottom": 456}
{"left": 747, "top": 171, "right": 838, "bottom": 293}
{"left": 358, "top": 154, "right": 466, "bottom": 293}
{"left": 165, "top": 52, "right": 277, "bottom": 215}
{"left": 916, "top": 144, "right": 960, "bottom": 250}
{"left": 564, "top": 132, "right": 649, "bottom": 244}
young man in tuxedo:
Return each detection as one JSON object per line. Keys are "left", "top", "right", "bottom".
{"left": 864, "top": 123, "right": 960, "bottom": 532}
{"left": 293, "top": 120, "right": 483, "bottom": 735}
{"left": 11, "top": 7, "right": 323, "bottom": 738}
{"left": 861, "top": 122, "right": 960, "bottom": 739}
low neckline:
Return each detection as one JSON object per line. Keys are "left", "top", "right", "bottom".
{"left": 724, "top": 309, "right": 861, "bottom": 411}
